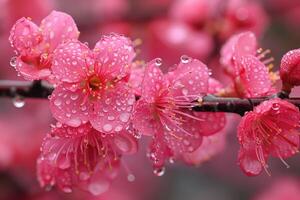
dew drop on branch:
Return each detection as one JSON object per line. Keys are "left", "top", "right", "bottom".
{"left": 13, "top": 96, "right": 25, "bottom": 108}
{"left": 180, "top": 55, "right": 190, "bottom": 64}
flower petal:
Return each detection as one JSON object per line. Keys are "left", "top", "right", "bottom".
{"left": 141, "top": 59, "right": 167, "bottom": 103}
{"left": 40, "top": 11, "right": 79, "bottom": 52}
{"left": 15, "top": 56, "right": 51, "bottom": 80}
{"left": 132, "top": 100, "right": 161, "bottom": 136}
{"left": 236, "top": 55, "right": 274, "bottom": 97}
{"left": 52, "top": 40, "right": 91, "bottom": 83}
{"left": 238, "top": 147, "right": 264, "bottom": 176}
{"left": 113, "top": 132, "right": 138, "bottom": 155}
{"left": 93, "top": 34, "right": 135, "bottom": 80}
{"left": 169, "top": 58, "right": 209, "bottom": 100}
{"left": 9, "top": 17, "right": 42, "bottom": 55}
{"left": 161, "top": 111, "right": 203, "bottom": 154}
{"left": 49, "top": 85, "right": 91, "bottom": 127}
{"left": 90, "top": 83, "right": 135, "bottom": 134}
{"left": 193, "top": 112, "right": 226, "bottom": 136}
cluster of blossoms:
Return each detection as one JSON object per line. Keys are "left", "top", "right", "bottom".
{"left": 8, "top": 11, "right": 300, "bottom": 195}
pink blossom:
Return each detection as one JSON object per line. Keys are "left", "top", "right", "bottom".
{"left": 237, "top": 98, "right": 300, "bottom": 176}
{"left": 221, "top": 0, "right": 269, "bottom": 39}
{"left": 132, "top": 57, "right": 225, "bottom": 170}
{"left": 49, "top": 34, "right": 136, "bottom": 133}
{"left": 220, "top": 31, "right": 276, "bottom": 97}
{"left": 9, "top": 11, "right": 79, "bottom": 81}
{"left": 37, "top": 122, "right": 137, "bottom": 195}
{"left": 280, "top": 49, "right": 300, "bottom": 90}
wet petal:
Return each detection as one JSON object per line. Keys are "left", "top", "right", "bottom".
{"left": 40, "top": 10, "right": 79, "bottom": 52}
{"left": 236, "top": 55, "right": 274, "bottom": 97}
{"left": 141, "top": 59, "right": 167, "bottom": 103}
{"left": 132, "top": 100, "right": 161, "bottom": 136}
{"left": 51, "top": 122, "right": 92, "bottom": 138}
{"left": 9, "top": 17, "right": 42, "bottom": 55}
{"left": 52, "top": 40, "right": 91, "bottom": 83}
{"left": 49, "top": 85, "right": 91, "bottom": 127}
{"left": 193, "top": 112, "right": 226, "bottom": 136}
{"left": 90, "top": 83, "right": 135, "bottom": 134}
{"left": 113, "top": 132, "right": 138, "bottom": 155}
{"left": 160, "top": 111, "right": 203, "bottom": 154}
{"left": 15, "top": 56, "right": 51, "bottom": 80}
{"left": 238, "top": 147, "right": 264, "bottom": 176}
{"left": 169, "top": 58, "right": 209, "bottom": 100}
{"left": 93, "top": 33, "right": 135, "bottom": 80}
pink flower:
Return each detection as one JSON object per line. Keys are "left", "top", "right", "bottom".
{"left": 237, "top": 98, "right": 300, "bottom": 176}
{"left": 280, "top": 49, "right": 300, "bottom": 90}
{"left": 9, "top": 11, "right": 79, "bottom": 81}
{"left": 37, "top": 122, "right": 137, "bottom": 195}
{"left": 132, "top": 57, "right": 225, "bottom": 171}
{"left": 49, "top": 34, "right": 136, "bottom": 133}
{"left": 220, "top": 31, "right": 276, "bottom": 97}
{"left": 221, "top": 0, "right": 269, "bottom": 39}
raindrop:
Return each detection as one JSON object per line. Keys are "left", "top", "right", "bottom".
{"left": 155, "top": 58, "right": 162, "bottom": 67}
{"left": 88, "top": 180, "right": 110, "bottom": 195}
{"left": 10, "top": 56, "right": 17, "bottom": 68}
{"left": 62, "top": 187, "right": 72, "bottom": 193}
{"left": 13, "top": 96, "right": 25, "bottom": 108}
{"left": 153, "top": 167, "right": 165, "bottom": 176}
{"left": 272, "top": 103, "right": 280, "bottom": 111}
{"left": 54, "top": 98, "right": 62, "bottom": 106}
{"left": 180, "top": 55, "right": 190, "bottom": 64}
{"left": 119, "top": 113, "right": 130, "bottom": 123}
{"left": 103, "top": 124, "right": 113, "bottom": 132}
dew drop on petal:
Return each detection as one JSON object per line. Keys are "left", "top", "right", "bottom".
{"left": 70, "top": 94, "right": 79, "bottom": 101}
{"left": 180, "top": 55, "right": 190, "bottom": 64}
{"left": 153, "top": 167, "right": 165, "bottom": 176}
{"left": 79, "top": 172, "right": 90, "bottom": 181}
{"left": 10, "top": 56, "right": 17, "bottom": 67}
{"left": 66, "top": 118, "right": 82, "bottom": 127}
{"left": 119, "top": 113, "right": 130, "bottom": 123}
{"left": 13, "top": 96, "right": 25, "bottom": 108}
{"left": 103, "top": 124, "right": 113, "bottom": 132}
{"left": 155, "top": 58, "right": 162, "bottom": 67}
{"left": 54, "top": 98, "right": 62, "bottom": 106}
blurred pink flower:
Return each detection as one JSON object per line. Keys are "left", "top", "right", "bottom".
{"left": 9, "top": 11, "right": 79, "bottom": 80}
{"left": 49, "top": 34, "right": 136, "bottom": 133}
{"left": 237, "top": 98, "right": 300, "bottom": 176}
{"left": 253, "top": 177, "right": 300, "bottom": 200}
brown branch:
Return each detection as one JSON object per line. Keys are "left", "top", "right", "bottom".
{"left": 0, "top": 80, "right": 298, "bottom": 115}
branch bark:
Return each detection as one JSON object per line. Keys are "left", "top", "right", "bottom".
{"left": 0, "top": 80, "right": 298, "bottom": 115}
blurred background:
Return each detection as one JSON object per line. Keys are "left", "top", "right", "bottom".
{"left": 0, "top": 0, "right": 300, "bottom": 199}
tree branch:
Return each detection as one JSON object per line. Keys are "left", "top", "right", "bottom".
{"left": 0, "top": 80, "right": 299, "bottom": 115}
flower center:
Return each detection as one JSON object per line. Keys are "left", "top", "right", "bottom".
{"left": 88, "top": 75, "right": 103, "bottom": 91}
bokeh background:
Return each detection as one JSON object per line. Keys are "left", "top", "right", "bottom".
{"left": 0, "top": 0, "right": 300, "bottom": 199}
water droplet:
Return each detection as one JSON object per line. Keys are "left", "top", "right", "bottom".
{"left": 103, "top": 124, "right": 112, "bottom": 132}
{"left": 272, "top": 103, "right": 280, "bottom": 111}
{"left": 70, "top": 94, "right": 79, "bottom": 101}
{"left": 153, "top": 167, "right": 165, "bottom": 176}
{"left": 62, "top": 187, "right": 72, "bottom": 193}
{"left": 182, "top": 88, "right": 188, "bottom": 96}
{"left": 58, "top": 157, "right": 71, "bottom": 169}
{"left": 66, "top": 118, "right": 81, "bottom": 127}
{"left": 127, "top": 174, "right": 135, "bottom": 182}
{"left": 54, "top": 98, "right": 62, "bottom": 106}
{"left": 119, "top": 113, "right": 130, "bottom": 123}
{"left": 88, "top": 180, "right": 110, "bottom": 195}
{"left": 10, "top": 57, "right": 17, "bottom": 67}
{"left": 155, "top": 58, "right": 162, "bottom": 67}
{"left": 108, "top": 116, "right": 115, "bottom": 121}
{"left": 114, "top": 125, "right": 123, "bottom": 132}
{"left": 180, "top": 55, "right": 190, "bottom": 64}
{"left": 13, "top": 96, "right": 25, "bottom": 108}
